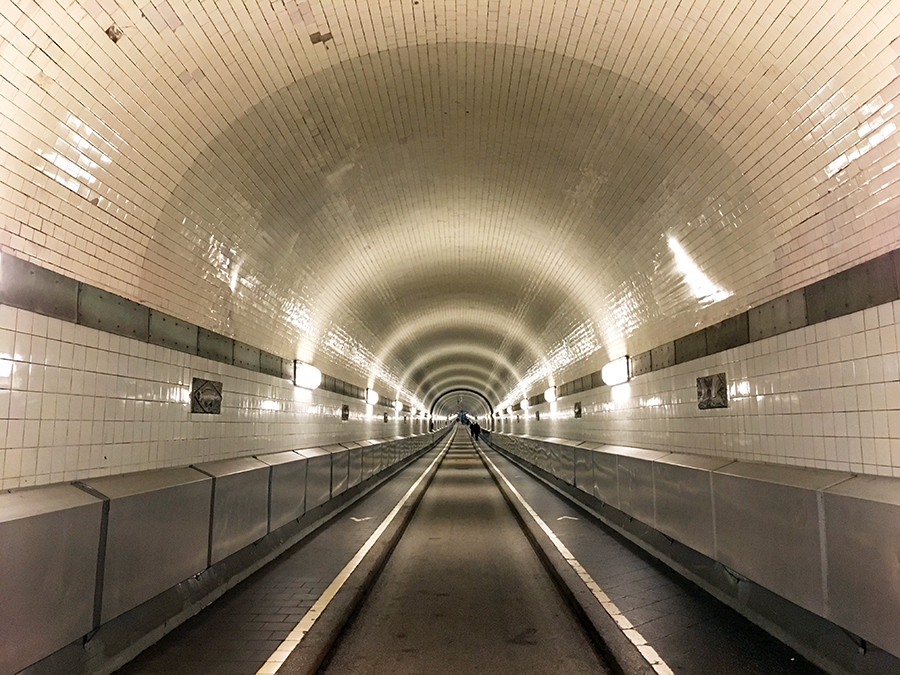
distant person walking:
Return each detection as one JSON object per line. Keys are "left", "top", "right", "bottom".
{"left": 470, "top": 422, "right": 481, "bottom": 442}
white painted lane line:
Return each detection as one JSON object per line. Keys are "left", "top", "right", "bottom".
{"left": 480, "top": 451, "right": 675, "bottom": 675}
{"left": 255, "top": 438, "right": 452, "bottom": 675}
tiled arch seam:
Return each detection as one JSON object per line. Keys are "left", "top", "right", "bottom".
{"left": 0, "top": 252, "right": 392, "bottom": 408}
{"left": 1, "top": 248, "right": 898, "bottom": 407}
{"left": 524, "top": 249, "right": 900, "bottom": 405}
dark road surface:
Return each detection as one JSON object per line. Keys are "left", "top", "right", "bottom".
{"left": 317, "top": 430, "right": 611, "bottom": 674}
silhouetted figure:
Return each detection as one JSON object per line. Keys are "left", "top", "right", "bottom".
{"left": 471, "top": 422, "right": 481, "bottom": 442}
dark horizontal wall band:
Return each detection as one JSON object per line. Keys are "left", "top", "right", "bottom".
{"left": 551, "top": 248, "right": 900, "bottom": 399}
{"left": 0, "top": 253, "right": 375, "bottom": 404}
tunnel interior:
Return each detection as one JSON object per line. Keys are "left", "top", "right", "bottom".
{"left": 2, "top": 0, "right": 900, "bottom": 673}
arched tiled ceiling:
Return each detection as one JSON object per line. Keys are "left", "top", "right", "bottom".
{"left": 413, "top": 364, "right": 505, "bottom": 405}
{"left": 431, "top": 390, "right": 494, "bottom": 420}
{"left": 5, "top": 1, "right": 898, "bottom": 411}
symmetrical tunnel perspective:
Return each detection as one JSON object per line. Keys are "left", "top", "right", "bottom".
{"left": 2, "top": 0, "right": 900, "bottom": 673}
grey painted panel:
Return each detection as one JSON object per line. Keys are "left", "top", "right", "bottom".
{"left": 675, "top": 329, "right": 708, "bottom": 364}
{"left": 574, "top": 447, "right": 592, "bottom": 494}
{"left": 197, "top": 327, "right": 234, "bottom": 364}
{"left": 259, "top": 351, "right": 284, "bottom": 378}
{"left": 373, "top": 440, "right": 385, "bottom": 474}
{"left": 257, "top": 451, "right": 308, "bottom": 531}
{"left": 0, "top": 485, "right": 103, "bottom": 675}
{"left": 281, "top": 356, "right": 294, "bottom": 379}
{"left": 748, "top": 288, "right": 808, "bottom": 341}
{"left": 194, "top": 458, "right": 270, "bottom": 564}
{"left": 806, "top": 252, "right": 899, "bottom": 324}
{"left": 84, "top": 469, "right": 212, "bottom": 623}
{"left": 653, "top": 461, "right": 722, "bottom": 558}
{"left": 0, "top": 253, "right": 78, "bottom": 322}
{"left": 715, "top": 461, "right": 848, "bottom": 490}
{"left": 233, "top": 341, "right": 261, "bottom": 371}
{"left": 331, "top": 448, "right": 350, "bottom": 496}
{"left": 78, "top": 284, "right": 150, "bottom": 341}
{"left": 592, "top": 450, "right": 619, "bottom": 507}
{"left": 149, "top": 309, "right": 199, "bottom": 355}
{"left": 348, "top": 447, "right": 363, "bottom": 487}
{"left": 548, "top": 443, "right": 561, "bottom": 477}
{"left": 616, "top": 455, "right": 656, "bottom": 525}
{"left": 556, "top": 444, "right": 575, "bottom": 485}
{"left": 631, "top": 350, "right": 652, "bottom": 376}
{"left": 361, "top": 444, "right": 375, "bottom": 480}
{"left": 824, "top": 476, "right": 900, "bottom": 657}
{"left": 304, "top": 453, "right": 332, "bottom": 510}
{"left": 381, "top": 441, "right": 396, "bottom": 466}
{"left": 712, "top": 471, "right": 827, "bottom": 615}
{"left": 706, "top": 312, "right": 749, "bottom": 354}
{"left": 650, "top": 341, "right": 675, "bottom": 370}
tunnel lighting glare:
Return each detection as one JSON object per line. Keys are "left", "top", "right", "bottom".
{"left": 611, "top": 383, "right": 631, "bottom": 402}
{"left": 365, "top": 389, "right": 379, "bottom": 405}
{"left": 544, "top": 386, "right": 557, "bottom": 403}
{"left": 411, "top": 407, "right": 418, "bottom": 416}
{"left": 520, "top": 398, "right": 529, "bottom": 410}
{"left": 601, "top": 356, "right": 630, "bottom": 386}
{"left": 667, "top": 237, "right": 732, "bottom": 306}
{"left": 294, "top": 362, "right": 322, "bottom": 390}
{"left": 260, "top": 399, "right": 280, "bottom": 412}
{"left": 506, "top": 406, "right": 513, "bottom": 415}
{"left": 393, "top": 400, "right": 403, "bottom": 412}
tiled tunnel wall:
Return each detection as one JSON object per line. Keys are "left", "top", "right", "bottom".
{"left": 0, "top": 258, "right": 437, "bottom": 490}
{"left": 497, "top": 287, "right": 900, "bottom": 477}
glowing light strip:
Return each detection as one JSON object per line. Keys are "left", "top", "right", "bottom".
{"left": 479, "top": 450, "right": 674, "bottom": 675}
{"left": 254, "top": 438, "right": 450, "bottom": 675}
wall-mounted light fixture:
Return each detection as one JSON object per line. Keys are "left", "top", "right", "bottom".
{"left": 411, "top": 406, "right": 418, "bottom": 416}
{"left": 601, "top": 356, "right": 630, "bottom": 386}
{"left": 294, "top": 362, "right": 322, "bottom": 389}
{"left": 520, "top": 398, "right": 529, "bottom": 410}
{"left": 365, "top": 389, "right": 379, "bottom": 405}
{"left": 393, "top": 400, "right": 403, "bottom": 412}
{"left": 544, "top": 386, "right": 557, "bottom": 403}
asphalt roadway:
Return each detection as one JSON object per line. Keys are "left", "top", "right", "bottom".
{"left": 318, "top": 429, "right": 611, "bottom": 674}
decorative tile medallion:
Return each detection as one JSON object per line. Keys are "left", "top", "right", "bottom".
{"left": 697, "top": 373, "right": 728, "bottom": 409}
{"left": 191, "top": 378, "right": 223, "bottom": 414}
